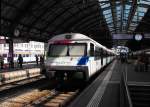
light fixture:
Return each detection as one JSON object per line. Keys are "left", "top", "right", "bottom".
{"left": 14, "top": 29, "right": 20, "bottom": 37}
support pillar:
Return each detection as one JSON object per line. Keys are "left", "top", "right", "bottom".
{"left": 8, "top": 38, "right": 14, "bottom": 68}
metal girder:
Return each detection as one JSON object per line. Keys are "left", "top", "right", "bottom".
{"left": 78, "top": 23, "right": 100, "bottom": 33}
{"left": 72, "top": 18, "right": 100, "bottom": 31}
{"left": 32, "top": 0, "right": 77, "bottom": 31}
{"left": 3, "top": 0, "right": 37, "bottom": 37}
{"left": 1, "top": 17, "right": 50, "bottom": 37}
{"left": 110, "top": 0, "right": 117, "bottom": 33}
{"left": 120, "top": 0, "right": 125, "bottom": 32}
{"left": 26, "top": 0, "right": 60, "bottom": 33}
{"left": 51, "top": 2, "right": 99, "bottom": 33}
{"left": 80, "top": 26, "right": 101, "bottom": 35}
{"left": 126, "top": 0, "right": 137, "bottom": 31}
{"left": 63, "top": 15, "right": 104, "bottom": 33}
{"left": 2, "top": 0, "right": 24, "bottom": 11}
{"left": 71, "top": 14, "right": 103, "bottom": 30}
{"left": 63, "top": 13, "right": 101, "bottom": 31}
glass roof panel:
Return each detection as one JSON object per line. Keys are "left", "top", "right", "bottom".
{"left": 125, "top": 5, "right": 131, "bottom": 10}
{"left": 124, "top": 9, "right": 130, "bottom": 14}
{"left": 99, "top": 0, "right": 149, "bottom": 33}
{"left": 105, "top": 14, "right": 112, "bottom": 18}
{"left": 107, "top": 20, "right": 113, "bottom": 24}
{"left": 103, "top": 9, "right": 111, "bottom": 15}
{"left": 101, "top": 3, "right": 110, "bottom": 8}
{"left": 138, "top": 12, "right": 145, "bottom": 16}
{"left": 138, "top": 0, "right": 150, "bottom": 5}
{"left": 116, "top": 6, "right": 121, "bottom": 11}
{"left": 138, "top": 7, "right": 148, "bottom": 13}
{"left": 106, "top": 18, "right": 112, "bottom": 21}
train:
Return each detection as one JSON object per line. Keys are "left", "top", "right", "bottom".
{"left": 0, "top": 51, "right": 43, "bottom": 68}
{"left": 41, "top": 33, "right": 116, "bottom": 81}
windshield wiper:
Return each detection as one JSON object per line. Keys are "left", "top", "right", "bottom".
{"left": 66, "top": 46, "right": 70, "bottom": 56}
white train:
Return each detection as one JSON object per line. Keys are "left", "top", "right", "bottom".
{"left": 41, "top": 33, "right": 116, "bottom": 81}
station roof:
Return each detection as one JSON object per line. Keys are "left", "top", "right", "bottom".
{"left": 1, "top": 0, "right": 150, "bottom": 48}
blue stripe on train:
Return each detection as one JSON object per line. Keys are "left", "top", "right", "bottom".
{"left": 77, "top": 56, "right": 89, "bottom": 65}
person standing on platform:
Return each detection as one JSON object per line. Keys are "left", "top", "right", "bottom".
{"left": 17, "top": 54, "right": 23, "bottom": 68}
{"left": 144, "top": 52, "right": 149, "bottom": 72}
{"left": 35, "top": 55, "right": 39, "bottom": 66}
{"left": 40, "top": 55, "right": 44, "bottom": 66}
{"left": 7, "top": 56, "right": 11, "bottom": 68}
{"left": 0, "top": 55, "right": 4, "bottom": 69}
{"left": 137, "top": 54, "right": 145, "bottom": 72}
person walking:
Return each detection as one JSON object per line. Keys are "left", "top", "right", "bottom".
{"left": 17, "top": 54, "right": 23, "bottom": 68}
{"left": 0, "top": 55, "right": 4, "bottom": 69}
{"left": 35, "top": 55, "right": 39, "bottom": 66}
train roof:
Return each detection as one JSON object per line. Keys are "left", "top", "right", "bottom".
{"left": 49, "top": 33, "right": 91, "bottom": 41}
{"left": 48, "top": 33, "right": 114, "bottom": 54}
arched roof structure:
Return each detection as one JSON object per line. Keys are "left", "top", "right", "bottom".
{"left": 1, "top": 0, "right": 150, "bottom": 48}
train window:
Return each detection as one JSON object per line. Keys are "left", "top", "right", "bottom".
{"left": 103, "top": 50, "right": 106, "bottom": 57}
{"left": 48, "top": 44, "right": 68, "bottom": 56}
{"left": 69, "top": 44, "right": 87, "bottom": 56}
{"left": 48, "top": 43, "right": 87, "bottom": 56}
{"left": 100, "top": 48, "right": 103, "bottom": 56}
{"left": 90, "top": 43, "right": 94, "bottom": 56}
{"left": 3, "top": 54, "right": 7, "bottom": 57}
{"left": 26, "top": 54, "right": 29, "bottom": 57}
{"left": 23, "top": 54, "right": 25, "bottom": 57}
{"left": 95, "top": 47, "right": 100, "bottom": 57}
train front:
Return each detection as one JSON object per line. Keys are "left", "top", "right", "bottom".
{"left": 43, "top": 38, "right": 89, "bottom": 80}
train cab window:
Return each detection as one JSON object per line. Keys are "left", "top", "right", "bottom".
{"left": 48, "top": 43, "right": 87, "bottom": 57}
{"left": 90, "top": 43, "right": 94, "bottom": 56}
{"left": 48, "top": 44, "right": 68, "bottom": 56}
{"left": 69, "top": 44, "right": 87, "bottom": 56}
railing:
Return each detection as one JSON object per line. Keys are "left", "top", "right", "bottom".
{"left": 120, "top": 69, "right": 133, "bottom": 107}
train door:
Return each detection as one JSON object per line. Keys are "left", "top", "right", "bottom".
{"left": 95, "top": 47, "right": 101, "bottom": 71}
{"left": 89, "top": 43, "right": 96, "bottom": 76}
{"left": 103, "top": 50, "right": 106, "bottom": 66}
{"left": 101, "top": 48, "right": 103, "bottom": 67}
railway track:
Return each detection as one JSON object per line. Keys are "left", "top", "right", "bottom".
{"left": 0, "top": 75, "right": 44, "bottom": 92}
{"left": 0, "top": 89, "right": 78, "bottom": 107}
{"left": 0, "top": 77, "right": 54, "bottom": 103}
{"left": 0, "top": 80, "right": 80, "bottom": 107}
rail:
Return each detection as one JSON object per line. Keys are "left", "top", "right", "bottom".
{"left": 120, "top": 67, "right": 133, "bottom": 107}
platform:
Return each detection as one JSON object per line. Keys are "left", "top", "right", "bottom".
{"left": 0, "top": 63, "right": 38, "bottom": 73}
{"left": 0, "top": 63, "right": 41, "bottom": 85}
{"left": 126, "top": 60, "right": 150, "bottom": 83}
{"left": 68, "top": 59, "right": 150, "bottom": 107}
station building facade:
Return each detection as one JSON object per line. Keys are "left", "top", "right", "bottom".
{"left": 0, "top": 36, "right": 44, "bottom": 63}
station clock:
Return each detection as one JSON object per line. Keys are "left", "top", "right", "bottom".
{"left": 135, "top": 34, "right": 143, "bottom": 41}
